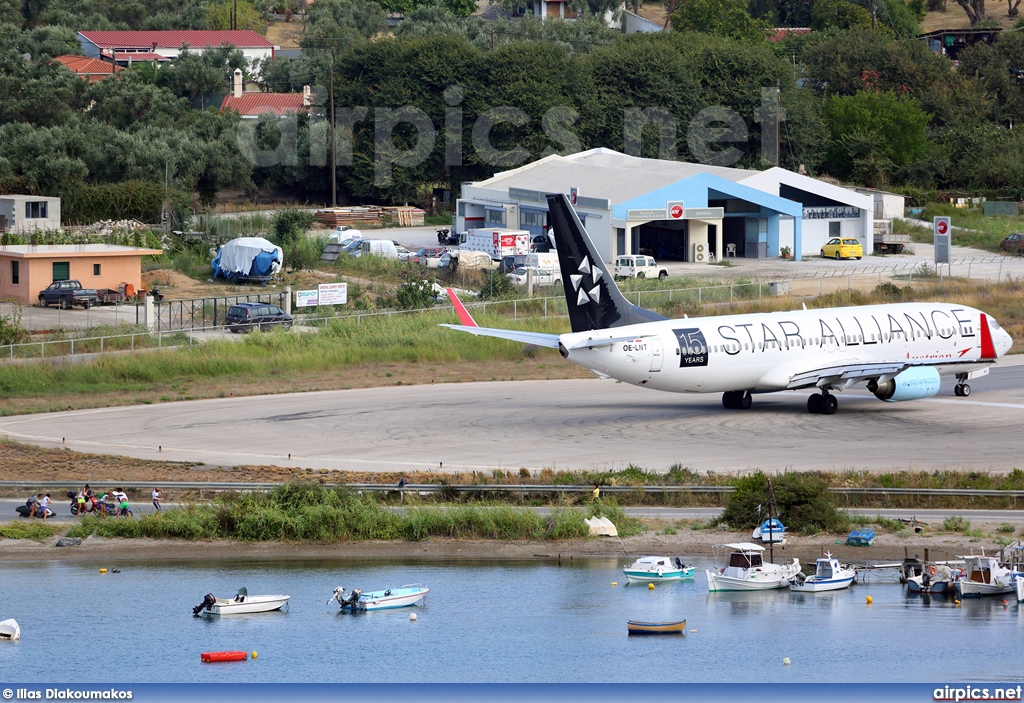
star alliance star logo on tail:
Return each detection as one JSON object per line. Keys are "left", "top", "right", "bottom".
{"left": 569, "top": 256, "right": 602, "bottom": 306}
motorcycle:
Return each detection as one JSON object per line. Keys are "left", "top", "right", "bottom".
{"left": 436, "top": 229, "right": 459, "bottom": 246}
{"left": 67, "top": 490, "right": 117, "bottom": 517}
{"left": 15, "top": 500, "right": 54, "bottom": 519}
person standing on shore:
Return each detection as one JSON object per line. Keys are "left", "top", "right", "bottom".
{"left": 152, "top": 488, "right": 162, "bottom": 513}
{"left": 592, "top": 484, "right": 600, "bottom": 500}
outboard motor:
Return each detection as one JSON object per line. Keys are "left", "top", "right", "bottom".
{"left": 192, "top": 593, "right": 216, "bottom": 616}
{"left": 675, "top": 557, "right": 686, "bottom": 570}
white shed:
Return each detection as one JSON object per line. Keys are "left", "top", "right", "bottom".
{"left": 0, "top": 195, "right": 61, "bottom": 233}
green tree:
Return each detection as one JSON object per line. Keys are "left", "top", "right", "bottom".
{"left": 158, "top": 46, "right": 247, "bottom": 101}
{"left": 84, "top": 71, "right": 187, "bottom": 129}
{"left": 670, "top": 0, "right": 771, "bottom": 42}
{"left": 810, "top": 0, "right": 872, "bottom": 30}
{"left": 822, "top": 90, "right": 938, "bottom": 186}
{"left": 205, "top": 0, "right": 267, "bottom": 34}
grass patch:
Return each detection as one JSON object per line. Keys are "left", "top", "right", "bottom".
{"left": 64, "top": 483, "right": 591, "bottom": 542}
{"left": 942, "top": 515, "right": 971, "bottom": 532}
{"left": 0, "top": 522, "right": 62, "bottom": 541}
{"left": 917, "top": 205, "right": 1024, "bottom": 253}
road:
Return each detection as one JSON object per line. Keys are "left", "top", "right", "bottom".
{"left": 1, "top": 358, "right": 1022, "bottom": 474}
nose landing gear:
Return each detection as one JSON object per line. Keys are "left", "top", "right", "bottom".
{"left": 807, "top": 391, "right": 838, "bottom": 415}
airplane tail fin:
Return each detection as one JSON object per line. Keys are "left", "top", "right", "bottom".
{"left": 545, "top": 193, "right": 667, "bottom": 333}
{"left": 445, "top": 288, "right": 478, "bottom": 327}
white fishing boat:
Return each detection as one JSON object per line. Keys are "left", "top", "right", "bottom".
{"left": 192, "top": 588, "right": 290, "bottom": 616}
{"left": 0, "top": 619, "right": 20, "bottom": 641}
{"left": 622, "top": 556, "right": 695, "bottom": 583}
{"left": 329, "top": 584, "right": 429, "bottom": 611}
{"left": 1016, "top": 574, "right": 1024, "bottom": 604}
{"left": 706, "top": 542, "right": 801, "bottom": 592}
{"left": 955, "top": 554, "right": 1015, "bottom": 598}
{"left": 789, "top": 554, "right": 855, "bottom": 592}
{"left": 751, "top": 518, "right": 786, "bottom": 544}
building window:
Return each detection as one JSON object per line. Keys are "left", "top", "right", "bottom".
{"left": 484, "top": 209, "right": 506, "bottom": 227}
{"left": 828, "top": 221, "right": 841, "bottom": 237}
{"left": 11, "top": 260, "right": 19, "bottom": 285}
{"left": 52, "top": 261, "right": 70, "bottom": 281}
{"left": 93, "top": 263, "right": 101, "bottom": 276}
{"left": 25, "top": 201, "right": 48, "bottom": 219}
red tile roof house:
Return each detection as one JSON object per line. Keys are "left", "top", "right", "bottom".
{"left": 52, "top": 54, "right": 122, "bottom": 83}
{"left": 220, "top": 69, "right": 310, "bottom": 120}
{"left": 77, "top": 30, "right": 277, "bottom": 73}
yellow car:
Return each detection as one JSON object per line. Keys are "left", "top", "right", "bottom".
{"left": 820, "top": 238, "right": 863, "bottom": 260}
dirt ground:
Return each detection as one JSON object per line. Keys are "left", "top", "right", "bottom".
{"left": 0, "top": 526, "right": 1011, "bottom": 565}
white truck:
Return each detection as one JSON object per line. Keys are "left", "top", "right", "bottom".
{"left": 461, "top": 228, "right": 531, "bottom": 261}
{"left": 873, "top": 220, "right": 910, "bottom": 254}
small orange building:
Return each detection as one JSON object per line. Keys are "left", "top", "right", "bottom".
{"left": 0, "top": 244, "right": 163, "bottom": 306}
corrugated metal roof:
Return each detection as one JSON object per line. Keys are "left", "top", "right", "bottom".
{"left": 79, "top": 30, "right": 274, "bottom": 50}
{"left": 766, "top": 27, "right": 811, "bottom": 42}
{"left": 473, "top": 149, "right": 758, "bottom": 206}
{"left": 53, "top": 55, "right": 121, "bottom": 82}
{"left": 220, "top": 92, "right": 307, "bottom": 116}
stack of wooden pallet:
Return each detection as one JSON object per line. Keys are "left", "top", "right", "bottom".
{"left": 380, "top": 206, "right": 426, "bottom": 227}
{"left": 314, "top": 207, "right": 383, "bottom": 227}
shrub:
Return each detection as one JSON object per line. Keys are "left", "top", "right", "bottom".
{"left": 719, "top": 471, "right": 848, "bottom": 534}
{"left": 271, "top": 208, "right": 315, "bottom": 245}
{"left": 998, "top": 522, "right": 1015, "bottom": 533}
{"left": 942, "top": 515, "right": 970, "bottom": 532}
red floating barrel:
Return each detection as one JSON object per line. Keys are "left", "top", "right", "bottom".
{"left": 201, "top": 651, "right": 248, "bottom": 663}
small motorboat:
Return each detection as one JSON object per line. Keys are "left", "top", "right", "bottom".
{"left": 192, "top": 588, "right": 290, "bottom": 616}
{"left": 706, "top": 542, "right": 801, "bottom": 592}
{"left": 329, "top": 584, "right": 429, "bottom": 611}
{"left": 627, "top": 619, "right": 686, "bottom": 635}
{"left": 907, "top": 564, "right": 958, "bottom": 594}
{"left": 622, "top": 556, "right": 695, "bottom": 583}
{"left": 790, "top": 554, "right": 855, "bottom": 592}
{"left": 0, "top": 619, "right": 20, "bottom": 641}
{"left": 751, "top": 518, "right": 786, "bottom": 544}
{"left": 846, "top": 529, "right": 875, "bottom": 547}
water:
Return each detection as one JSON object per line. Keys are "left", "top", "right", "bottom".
{"left": 2, "top": 556, "right": 1023, "bottom": 683}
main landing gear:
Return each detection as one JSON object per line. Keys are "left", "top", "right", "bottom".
{"left": 807, "top": 390, "right": 838, "bottom": 415}
{"left": 722, "top": 390, "right": 752, "bottom": 410}
{"left": 954, "top": 373, "right": 971, "bottom": 397}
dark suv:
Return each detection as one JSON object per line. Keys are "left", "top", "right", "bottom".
{"left": 226, "top": 303, "right": 293, "bottom": 333}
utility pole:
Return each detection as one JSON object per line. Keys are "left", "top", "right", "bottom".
{"left": 775, "top": 80, "right": 781, "bottom": 168}
{"left": 328, "top": 50, "right": 337, "bottom": 207}
{"left": 871, "top": 3, "right": 877, "bottom": 30}
{"left": 232, "top": 0, "right": 237, "bottom": 29}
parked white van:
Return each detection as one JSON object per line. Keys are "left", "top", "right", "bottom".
{"left": 327, "top": 226, "right": 363, "bottom": 245}
{"left": 613, "top": 255, "right": 668, "bottom": 280}
{"left": 355, "top": 239, "right": 399, "bottom": 259}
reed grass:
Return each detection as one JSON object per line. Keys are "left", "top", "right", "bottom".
{"left": 0, "top": 522, "right": 61, "bottom": 541}
{"left": 65, "top": 483, "right": 595, "bottom": 542}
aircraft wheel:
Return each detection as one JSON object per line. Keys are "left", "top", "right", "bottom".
{"left": 954, "top": 384, "right": 962, "bottom": 396}
{"left": 738, "top": 390, "right": 752, "bottom": 410}
{"left": 823, "top": 394, "right": 838, "bottom": 415}
{"left": 960, "top": 384, "right": 971, "bottom": 397}
{"left": 807, "top": 394, "right": 823, "bottom": 414}
{"left": 722, "top": 392, "right": 736, "bottom": 410}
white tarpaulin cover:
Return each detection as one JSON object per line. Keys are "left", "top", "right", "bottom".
{"left": 214, "top": 237, "right": 283, "bottom": 278}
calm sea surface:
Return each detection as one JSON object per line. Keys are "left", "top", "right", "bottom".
{"left": 1, "top": 555, "right": 1022, "bottom": 683}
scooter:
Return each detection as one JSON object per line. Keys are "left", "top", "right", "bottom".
{"left": 67, "top": 491, "right": 117, "bottom": 516}
{"left": 15, "top": 501, "right": 54, "bottom": 519}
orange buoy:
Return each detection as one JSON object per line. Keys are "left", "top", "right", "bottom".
{"left": 201, "top": 651, "right": 248, "bottom": 663}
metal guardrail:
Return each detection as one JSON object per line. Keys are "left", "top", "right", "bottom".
{"left": 1, "top": 481, "right": 1022, "bottom": 499}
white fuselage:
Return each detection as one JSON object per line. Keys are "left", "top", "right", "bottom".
{"left": 560, "top": 302, "right": 1012, "bottom": 394}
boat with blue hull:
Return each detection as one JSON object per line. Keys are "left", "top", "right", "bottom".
{"left": 789, "top": 555, "right": 855, "bottom": 593}
{"left": 622, "top": 556, "right": 694, "bottom": 583}
{"left": 752, "top": 519, "right": 786, "bottom": 544}
{"left": 329, "top": 584, "right": 429, "bottom": 611}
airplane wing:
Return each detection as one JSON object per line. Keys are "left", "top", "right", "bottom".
{"left": 786, "top": 358, "right": 995, "bottom": 390}
{"left": 440, "top": 287, "right": 561, "bottom": 349}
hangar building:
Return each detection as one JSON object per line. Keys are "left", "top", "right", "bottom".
{"left": 456, "top": 149, "right": 873, "bottom": 263}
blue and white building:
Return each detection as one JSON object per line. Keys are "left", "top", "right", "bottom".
{"left": 456, "top": 149, "right": 873, "bottom": 262}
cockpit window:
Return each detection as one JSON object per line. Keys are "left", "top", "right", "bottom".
{"left": 989, "top": 318, "right": 1002, "bottom": 331}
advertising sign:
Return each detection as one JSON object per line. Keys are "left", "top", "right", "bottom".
{"left": 318, "top": 282, "right": 348, "bottom": 306}
{"left": 295, "top": 290, "right": 319, "bottom": 308}
{"left": 570, "top": 187, "right": 579, "bottom": 206}
{"left": 667, "top": 201, "right": 685, "bottom": 220}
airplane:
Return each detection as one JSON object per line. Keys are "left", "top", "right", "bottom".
{"left": 442, "top": 194, "right": 1013, "bottom": 414}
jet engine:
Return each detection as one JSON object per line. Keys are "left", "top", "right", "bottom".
{"left": 867, "top": 367, "right": 941, "bottom": 402}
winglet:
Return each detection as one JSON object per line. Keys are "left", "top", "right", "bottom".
{"left": 446, "top": 288, "right": 478, "bottom": 328}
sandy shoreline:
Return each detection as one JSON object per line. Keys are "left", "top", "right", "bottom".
{"left": 0, "top": 527, "right": 1012, "bottom": 564}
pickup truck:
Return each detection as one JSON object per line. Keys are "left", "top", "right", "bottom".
{"left": 873, "top": 220, "right": 910, "bottom": 254}
{"left": 38, "top": 280, "right": 99, "bottom": 309}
